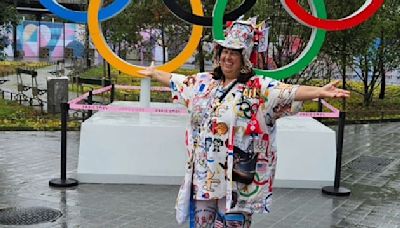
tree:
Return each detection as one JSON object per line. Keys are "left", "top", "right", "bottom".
{"left": 371, "top": 0, "right": 400, "bottom": 99}
{"left": 346, "top": 0, "right": 398, "bottom": 106}
{"left": 0, "top": 1, "right": 18, "bottom": 60}
{"left": 321, "top": 0, "right": 376, "bottom": 107}
{"left": 244, "top": 0, "right": 313, "bottom": 83}
{"left": 318, "top": 0, "right": 400, "bottom": 107}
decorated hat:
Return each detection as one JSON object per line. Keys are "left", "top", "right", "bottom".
{"left": 214, "top": 17, "right": 269, "bottom": 73}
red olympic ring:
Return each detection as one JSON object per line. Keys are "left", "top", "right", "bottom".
{"left": 282, "top": 0, "right": 384, "bottom": 31}
{"left": 253, "top": 178, "right": 269, "bottom": 186}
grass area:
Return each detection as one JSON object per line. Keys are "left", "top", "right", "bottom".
{"left": 79, "top": 65, "right": 198, "bottom": 85}
{"left": 0, "top": 61, "right": 52, "bottom": 77}
{"left": 302, "top": 80, "right": 400, "bottom": 121}
{"left": 0, "top": 99, "right": 80, "bottom": 131}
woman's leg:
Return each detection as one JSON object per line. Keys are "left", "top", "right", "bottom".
{"left": 194, "top": 199, "right": 218, "bottom": 228}
{"left": 215, "top": 198, "right": 253, "bottom": 228}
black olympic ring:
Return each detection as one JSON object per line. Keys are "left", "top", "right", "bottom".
{"left": 162, "top": 0, "right": 256, "bottom": 27}
{"left": 237, "top": 101, "right": 253, "bottom": 119}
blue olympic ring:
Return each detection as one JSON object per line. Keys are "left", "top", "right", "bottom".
{"left": 39, "top": 0, "right": 131, "bottom": 23}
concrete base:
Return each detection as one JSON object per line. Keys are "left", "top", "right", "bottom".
{"left": 77, "top": 102, "right": 188, "bottom": 185}
{"left": 275, "top": 116, "right": 336, "bottom": 188}
{"left": 77, "top": 102, "right": 336, "bottom": 188}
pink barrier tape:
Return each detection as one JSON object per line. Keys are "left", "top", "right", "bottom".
{"left": 68, "top": 85, "right": 170, "bottom": 106}
{"left": 296, "top": 99, "right": 340, "bottom": 118}
{"left": 92, "top": 85, "right": 112, "bottom": 95}
{"left": 68, "top": 86, "right": 340, "bottom": 118}
{"left": 69, "top": 103, "right": 187, "bottom": 116}
{"left": 68, "top": 86, "right": 112, "bottom": 105}
{"left": 297, "top": 111, "right": 339, "bottom": 118}
{"left": 320, "top": 99, "right": 339, "bottom": 113}
{"left": 68, "top": 85, "right": 186, "bottom": 115}
{"left": 115, "top": 85, "right": 171, "bottom": 92}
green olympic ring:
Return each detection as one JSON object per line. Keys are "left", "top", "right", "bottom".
{"left": 239, "top": 173, "right": 260, "bottom": 197}
{"left": 213, "top": 0, "right": 327, "bottom": 80}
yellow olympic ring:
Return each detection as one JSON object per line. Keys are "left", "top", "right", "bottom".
{"left": 88, "top": 0, "right": 204, "bottom": 77}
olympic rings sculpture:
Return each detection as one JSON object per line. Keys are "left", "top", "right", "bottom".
{"left": 213, "top": 0, "right": 327, "bottom": 79}
{"left": 162, "top": 0, "right": 256, "bottom": 26}
{"left": 39, "top": 0, "right": 383, "bottom": 78}
{"left": 88, "top": 0, "right": 203, "bottom": 77}
{"left": 281, "top": 0, "right": 384, "bottom": 31}
{"left": 39, "top": 0, "right": 131, "bottom": 23}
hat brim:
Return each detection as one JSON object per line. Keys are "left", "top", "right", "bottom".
{"left": 214, "top": 39, "right": 245, "bottom": 50}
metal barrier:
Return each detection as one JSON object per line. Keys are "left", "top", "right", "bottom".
{"left": 15, "top": 68, "right": 47, "bottom": 107}
{"left": 49, "top": 84, "right": 350, "bottom": 195}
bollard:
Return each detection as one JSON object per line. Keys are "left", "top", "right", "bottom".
{"left": 316, "top": 98, "right": 323, "bottom": 122}
{"left": 110, "top": 84, "right": 115, "bottom": 103}
{"left": 88, "top": 90, "right": 93, "bottom": 118}
{"left": 322, "top": 111, "right": 351, "bottom": 196}
{"left": 49, "top": 102, "right": 79, "bottom": 188}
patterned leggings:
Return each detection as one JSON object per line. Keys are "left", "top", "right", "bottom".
{"left": 194, "top": 198, "right": 252, "bottom": 228}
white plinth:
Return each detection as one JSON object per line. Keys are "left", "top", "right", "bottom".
{"left": 77, "top": 103, "right": 336, "bottom": 188}
{"left": 77, "top": 101, "right": 188, "bottom": 185}
{"left": 275, "top": 116, "right": 336, "bottom": 188}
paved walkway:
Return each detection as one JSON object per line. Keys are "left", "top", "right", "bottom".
{"left": 0, "top": 122, "right": 399, "bottom": 227}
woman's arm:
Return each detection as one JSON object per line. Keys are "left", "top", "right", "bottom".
{"left": 138, "top": 64, "right": 171, "bottom": 86}
{"left": 294, "top": 80, "right": 350, "bottom": 101}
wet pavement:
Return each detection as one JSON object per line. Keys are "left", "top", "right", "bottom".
{"left": 0, "top": 122, "right": 399, "bottom": 228}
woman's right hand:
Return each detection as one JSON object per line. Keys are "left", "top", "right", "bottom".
{"left": 138, "top": 62, "right": 157, "bottom": 79}
{"left": 138, "top": 62, "right": 172, "bottom": 86}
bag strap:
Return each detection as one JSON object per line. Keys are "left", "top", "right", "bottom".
{"left": 216, "top": 80, "right": 239, "bottom": 104}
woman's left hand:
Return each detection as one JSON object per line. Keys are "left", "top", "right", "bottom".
{"left": 319, "top": 80, "right": 350, "bottom": 99}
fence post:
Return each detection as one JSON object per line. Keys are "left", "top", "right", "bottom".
{"left": 316, "top": 98, "right": 323, "bottom": 121}
{"left": 322, "top": 111, "right": 351, "bottom": 196}
{"left": 110, "top": 84, "right": 115, "bottom": 103}
{"left": 88, "top": 90, "right": 93, "bottom": 118}
{"left": 49, "top": 102, "right": 79, "bottom": 188}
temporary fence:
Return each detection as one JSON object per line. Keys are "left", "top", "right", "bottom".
{"left": 50, "top": 84, "right": 350, "bottom": 196}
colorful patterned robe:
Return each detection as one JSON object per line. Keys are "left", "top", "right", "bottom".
{"left": 171, "top": 72, "right": 301, "bottom": 215}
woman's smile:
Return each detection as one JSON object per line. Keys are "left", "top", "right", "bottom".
{"left": 220, "top": 48, "right": 242, "bottom": 77}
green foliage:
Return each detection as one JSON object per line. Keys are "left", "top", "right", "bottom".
{"left": 301, "top": 79, "right": 400, "bottom": 122}
{"left": 0, "top": 99, "right": 79, "bottom": 131}
{"left": 0, "top": 61, "right": 51, "bottom": 77}
{"left": 0, "top": 2, "right": 19, "bottom": 60}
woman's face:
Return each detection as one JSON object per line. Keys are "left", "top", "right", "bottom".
{"left": 220, "top": 48, "right": 242, "bottom": 78}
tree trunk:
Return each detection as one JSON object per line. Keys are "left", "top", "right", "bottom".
{"left": 161, "top": 20, "right": 166, "bottom": 64}
{"left": 341, "top": 40, "right": 347, "bottom": 110}
{"left": 85, "top": 0, "right": 91, "bottom": 68}
{"left": 363, "top": 55, "right": 370, "bottom": 106}
{"left": 197, "top": 39, "right": 205, "bottom": 72}
{"left": 378, "top": 29, "right": 385, "bottom": 99}
{"left": 103, "top": 59, "right": 106, "bottom": 79}
{"left": 118, "top": 42, "right": 122, "bottom": 75}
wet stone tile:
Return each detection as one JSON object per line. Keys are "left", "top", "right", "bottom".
{"left": 0, "top": 122, "right": 399, "bottom": 227}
